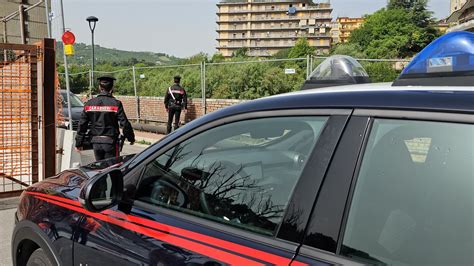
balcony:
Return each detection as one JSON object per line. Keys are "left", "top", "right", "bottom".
{"left": 216, "top": 28, "right": 248, "bottom": 32}
{"left": 217, "top": 24, "right": 331, "bottom": 31}
{"left": 217, "top": 33, "right": 331, "bottom": 40}
{"left": 217, "top": 6, "right": 332, "bottom": 14}
{"left": 248, "top": 16, "right": 331, "bottom": 23}
{"left": 218, "top": 43, "right": 331, "bottom": 49}
{"left": 250, "top": 7, "right": 331, "bottom": 13}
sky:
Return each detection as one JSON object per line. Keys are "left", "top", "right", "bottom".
{"left": 54, "top": 0, "right": 450, "bottom": 58}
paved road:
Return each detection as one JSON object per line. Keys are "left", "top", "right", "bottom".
{"left": 0, "top": 143, "right": 149, "bottom": 266}
{"left": 80, "top": 143, "right": 149, "bottom": 165}
{"left": 0, "top": 207, "right": 16, "bottom": 266}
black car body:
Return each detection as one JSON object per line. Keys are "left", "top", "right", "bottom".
{"left": 12, "top": 28, "right": 474, "bottom": 266}
{"left": 12, "top": 83, "right": 474, "bottom": 266}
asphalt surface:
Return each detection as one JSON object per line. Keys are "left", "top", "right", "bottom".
{"left": 0, "top": 208, "right": 16, "bottom": 266}
{"left": 0, "top": 143, "right": 149, "bottom": 266}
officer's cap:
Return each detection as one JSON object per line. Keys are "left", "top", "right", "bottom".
{"left": 97, "top": 74, "right": 116, "bottom": 81}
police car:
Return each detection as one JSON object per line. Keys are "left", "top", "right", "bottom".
{"left": 12, "top": 32, "right": 474, "bottom": 266}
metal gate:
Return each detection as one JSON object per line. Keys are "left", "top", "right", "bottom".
{"left": 0, "top": 43, "right": 38, "bottom": 198}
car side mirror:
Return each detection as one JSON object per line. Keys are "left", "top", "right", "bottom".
{"left": 181, "top": 167, "right": 209, "bottom": 181}
{"left": 79, "top": 169, "right": 124, "bottom": 212}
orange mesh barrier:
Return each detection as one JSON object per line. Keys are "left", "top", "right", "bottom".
{"left": 0, "top": 45, "right": 38, "bottom": 195}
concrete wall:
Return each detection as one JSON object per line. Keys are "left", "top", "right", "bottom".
{"left": 114, "top": 96, "right": 245, "bottom": 124}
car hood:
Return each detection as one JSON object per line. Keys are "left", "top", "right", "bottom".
{"left": 25, "top": 154, "right": 136, "bottom": 201}
{"left": 78, "top": 154, "right": 136, "bottom": 178}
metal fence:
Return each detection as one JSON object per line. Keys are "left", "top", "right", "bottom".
{"left": 1, "top": 0, "right": 50, "bottom": 45}
{"left": 60, "top": 56, "right": 410, "bottom": 117}
{"left": 0, "top": 43, "right": 39, "bottom": 197}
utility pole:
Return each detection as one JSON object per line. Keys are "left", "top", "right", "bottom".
{"left": 59, "top": 0, "right": 73, "bottom": 130}
{"left": 18, "top": 4, "right": 26, "bottom": 44}
{"left": 44, "top": 0, "right": 52, "bottom": 38}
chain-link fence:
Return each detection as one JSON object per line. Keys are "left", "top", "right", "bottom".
{"left": 59, "top": 56, "right": 410, "bottom": 123}
{"left": 205, "top": 58, "right": 308, "bottom": 100}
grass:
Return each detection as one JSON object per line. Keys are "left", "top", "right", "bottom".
{"left": 136, "top": 140, "right": 152, "bottom": 145}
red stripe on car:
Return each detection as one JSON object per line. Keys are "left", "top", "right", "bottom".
{"left": 26, "top": 191, "right": 308, "bottom": 266}
{"left": 32, "top": 194, "right": 263, "bottom": 266}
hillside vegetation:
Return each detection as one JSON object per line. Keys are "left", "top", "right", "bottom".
{"left": 56, "top": 42, "right": 181, "bottom": 66}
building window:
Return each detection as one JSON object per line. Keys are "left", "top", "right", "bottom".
{"left": 242, "top": 33, "right": 245, "bottom": 38}
{"left": 302, "top": 3, "right": 306, "bottom": 7}
{"left": 233, "top": 34, "right": 236, "bottom": 39}
{"left": 271, "top": 5, "right": 275, "bottom": 10}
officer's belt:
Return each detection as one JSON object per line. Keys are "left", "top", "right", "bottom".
{"left": 91, "top": 136, "right": 115, "bottom": 144}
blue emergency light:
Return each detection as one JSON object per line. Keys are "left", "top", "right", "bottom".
{"left": 393, "top": 31, "right": 474, "bottom": 86}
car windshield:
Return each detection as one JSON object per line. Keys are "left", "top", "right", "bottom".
{"left": 61, "top": 92, "right": 84, "bottom": 108}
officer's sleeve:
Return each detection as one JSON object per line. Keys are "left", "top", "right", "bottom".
{"left": 75, "top": 106, "right": 89, "bottom": 147}
{"left": 164, "top": 89, "right": 170, "bottom": 109}
{"left": 117, "top": 101, "right": 135, "bottom": 143}
{"left": 183, "top": 89, "right": 188, "bottom": 109}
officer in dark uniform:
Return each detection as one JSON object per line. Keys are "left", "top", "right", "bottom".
{"left": 164, "top": 75, "right": 187, "bottom": 134}
{"left": 75, "top": 74, "right": 135, "bottom": 161}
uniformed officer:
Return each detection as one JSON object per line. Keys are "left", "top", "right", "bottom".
{"left": 164, "top": 75, "right": 188, "bottom": 134}
{"left": 75, "top": 74, "right": 135, "bottom": 161}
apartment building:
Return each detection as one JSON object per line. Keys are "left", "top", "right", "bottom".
{"left": 332, "top": 17, "right": 364, "bottom": 44}
{"left": 216, "top": 0, "right": 333, "bottom": 57}
{"left": 448, "top": 0, "right": 474, "bottom": 32}
{"left": 1, "top": 0, "right": 49, "bottom": 44}
{"left": 451, "top": 0, "right": 468, "bottom": 14}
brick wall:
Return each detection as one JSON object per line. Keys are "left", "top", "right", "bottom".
{"left": 114, "top": 96, "right": 245, "bottom": 123}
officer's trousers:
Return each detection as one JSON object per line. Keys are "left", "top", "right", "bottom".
{"left": 93, "top": 143, "right": 119, "bottom": 161}
{"left": 167, "top": 107, "right": 182, "bottom": 134}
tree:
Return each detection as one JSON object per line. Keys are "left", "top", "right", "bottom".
{"left": 272, "top": 48, "right": 291, "bottom": 59}
{"left": 211, "top": 53, "right": 225, "bottom": 63}
{"left": 187, "top": 52, "right": 209, "bottom": 64}
{"left": 388, "top": 0, "right": 434, "bottom": 27}
{"left": 388, "top": 0, "right": 415, "bottom": 9}
{"left": 363, "top": 62, "right": 400, "bottom": 82}
{"left": 288, "top": 38, "right": 315, "bottom": 58}
{"left": 349, "top": 7, "right": 439, "bottom": 59}
{"left": 330, "top": 43, "right": 367, "bottom": 58}
{"left": 411, "top": 0, "right": 434, "bottom": 27}
{"left": 232, "top": 48, "right": 249, "bottom": 58}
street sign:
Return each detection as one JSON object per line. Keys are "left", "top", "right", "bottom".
{"left": 62, "top": 31, "right": 76, "bottom": 56}
{"left": 285, "top": 68, "right": 296, "bottom": 74}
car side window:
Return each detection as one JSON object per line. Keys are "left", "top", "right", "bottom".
{"left": 341, "top": 119, "right": 474, "bottom": 265}
{"left": 135, "top": 116, "right": 328, "bottom": 235}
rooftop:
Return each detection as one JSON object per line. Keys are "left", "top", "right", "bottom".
{"left": 213, "top": 83, "right": 474, "bottom": 119}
